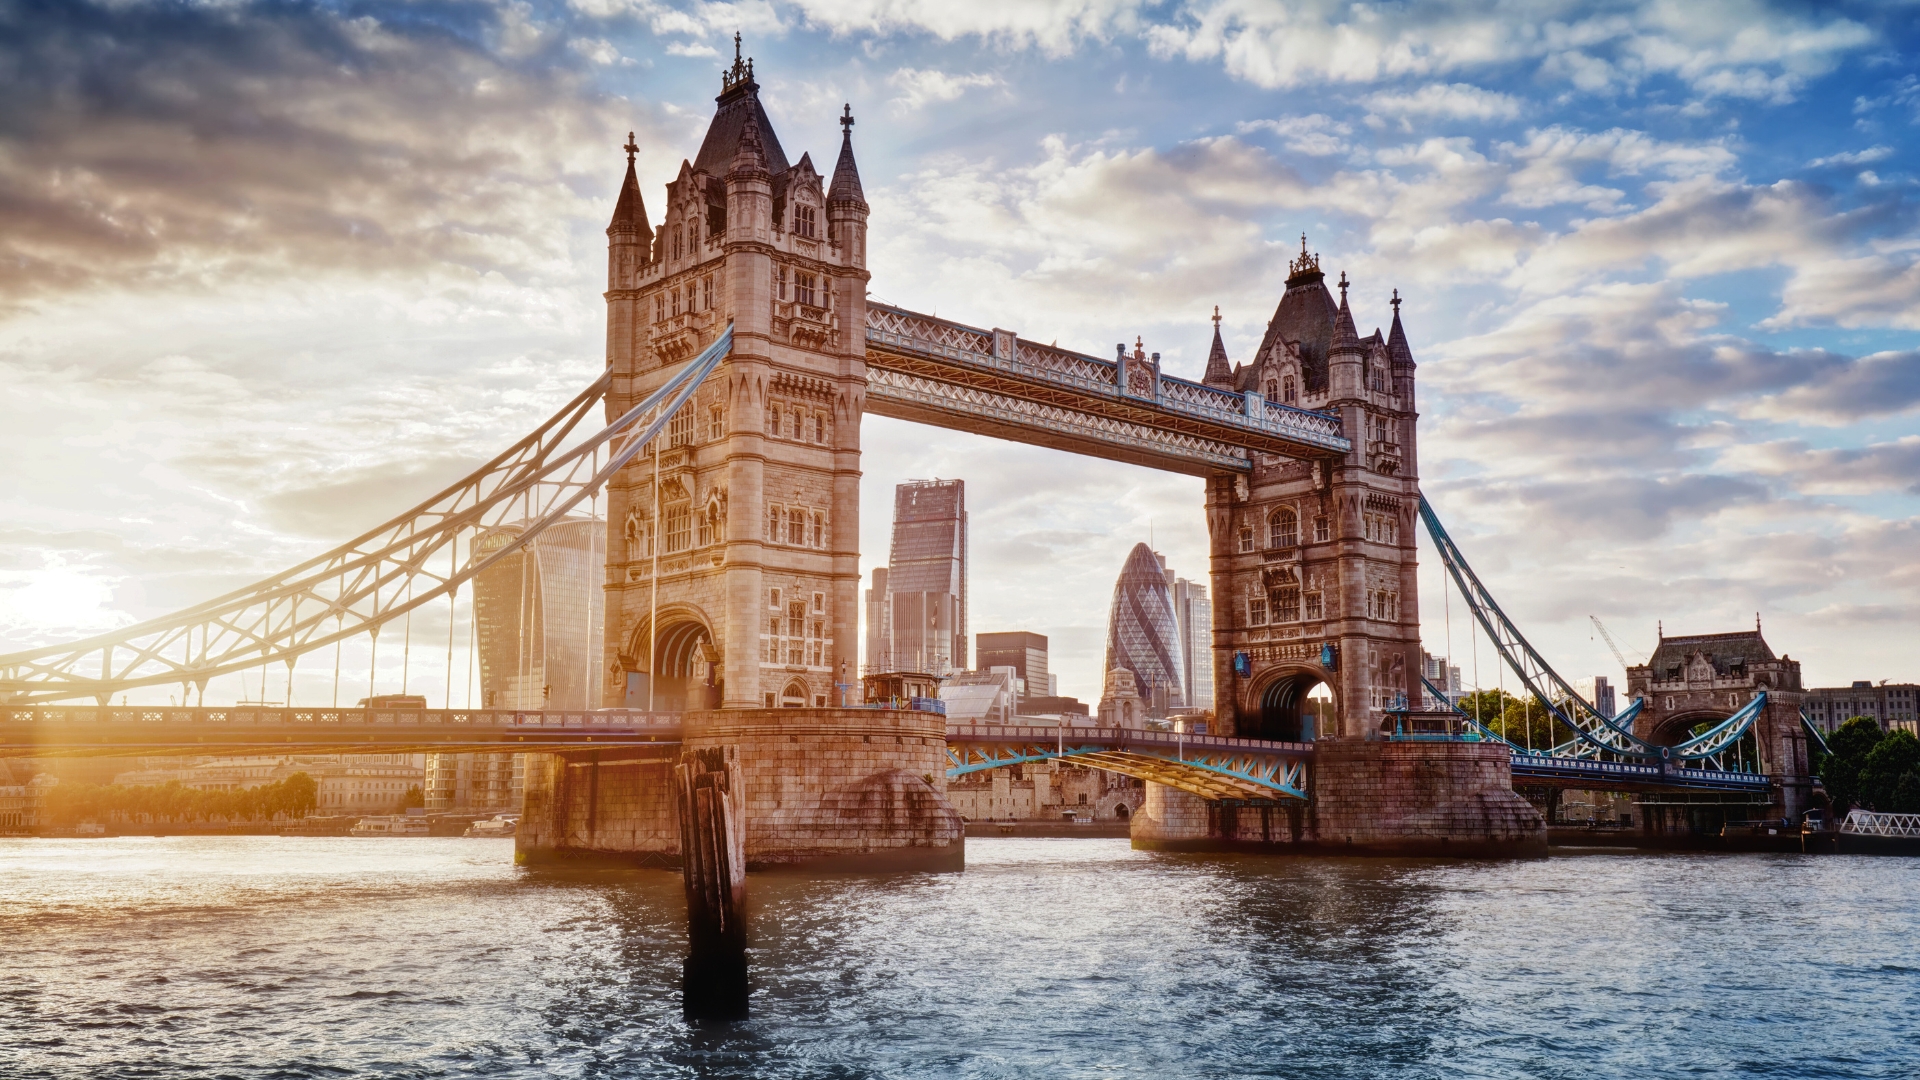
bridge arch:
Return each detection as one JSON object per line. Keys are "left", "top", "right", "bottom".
{"left": 1246, "top": 667, "right": 1336, "bottom": 742}
{"left": 624, "top": 606, "right": 717, "bottom": 711}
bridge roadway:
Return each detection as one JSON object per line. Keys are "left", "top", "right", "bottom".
{"left": 4, "top": 707, "right": 1773, "bottom": 799}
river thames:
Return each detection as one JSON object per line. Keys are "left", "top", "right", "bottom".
{"left": 1, "top": 836, "right": 1915, "bottom": 1078}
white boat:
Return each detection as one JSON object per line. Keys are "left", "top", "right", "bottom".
{"left": 349, "top": 815, "right": 430, "bottom": 837}
{"left": 464, "top": 815, "right": 518, "bottom": 838}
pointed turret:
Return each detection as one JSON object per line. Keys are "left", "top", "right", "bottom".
{"left": 1386, "top": 289, "right": 1414, "bottom": 368}
{"left": 1329, "top": 271, "right": 1361, "bottom": 355}
{"left": 730, "top": 101, "right": 770, "bottom": 181}
{"left": 607, "top": 132, "right": 652, "bottom": 244}
{"left": 1203, "top": 305, "right": 1233, "bottom": 388}
{"left": 1253, "top": 234, "right": 1337, "bottom": 393}
{"left": 829, "top": 103, "right": 866, "bottom": 208}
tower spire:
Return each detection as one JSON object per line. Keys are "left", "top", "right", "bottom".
{"left": 607, "top": 131, "right": 650, "bottom": 243}
{"left": 829, "top": 102, "right": 866, "bottom": 206}
{"left": 1386, "top": 287, "right": 1413, "bottom": 367}
{"left": 1203, "top": 305, "right": 1233, "bottom": 387}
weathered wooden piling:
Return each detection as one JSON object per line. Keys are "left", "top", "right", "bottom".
{"left": 675, "top": 745, "right": 748, "bottom": 1020}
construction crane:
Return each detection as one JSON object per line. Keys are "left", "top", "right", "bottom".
{"left": 1589, "top": 615, "right": 1642, "bottom": 671}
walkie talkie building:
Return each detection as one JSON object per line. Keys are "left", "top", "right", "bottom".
{"left": 1104, "top": 543, "right": 1186, "bottom": 716}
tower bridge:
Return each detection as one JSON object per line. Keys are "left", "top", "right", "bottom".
{"left": 0, "top": 45, "right": 1811, "bottom": 862}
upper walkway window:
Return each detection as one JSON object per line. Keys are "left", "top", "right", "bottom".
{"left": 1269, "top": 507, "right": 1298, "bottom": 549}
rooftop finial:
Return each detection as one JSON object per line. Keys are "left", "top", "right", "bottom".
{"left": 841, "top": 103, "right": 855, "bottom": 135}
{"left": 1212, "top": 304, "right": 1221, "bottom": 330}
{"left": 623, "top": 131, "right": 637, "bottom": 165}
{"left": 1288, "top": 234, "right": 1321, "bottom": 279}
{"left": 1390, "top": 288, "right": 1401, "bottom": 313}
{"left": 723, "top": 32, "right": 753, "bottom": 90}
{"left": 1338, "top": 270, "right": 1349, "bottom": 303}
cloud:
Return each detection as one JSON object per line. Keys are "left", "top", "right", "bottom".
{"left": 1498, "top": 127, "right": 1737, "bottom": 210}
{"left": 1718, "top": 437, "right": 1920, "bottom": 496}
{"left": 885, "top": 67, "right": 1001, "bottom": 112}
{"left": 1745, "top": 349, "right": 1920, "bottom": 425}
{"left": 1143, "top": 0, "right": 1873, "bottom": 100}
{"left": 1765, "top": 254, "right": 1920, "bottom": 331}
{"left": 0, "top": 0, "right": 640, "bottom": 312}
{"left": 1807, "top": 145, "right": 1894, "bottom": 168}
{"left": 1363, "top": 82, "right": 1522, "bottom": 123}
{"left": 1237, "top": 115, "right": 1353, "bottom": 156}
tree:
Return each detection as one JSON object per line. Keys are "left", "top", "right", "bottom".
{"left": 1457, "top": 689, "right": 1565, "bottom": 752}
{"left": 1819, "top": 716, "right": 1883, "bottom": 813}
{"left": 1859, "top": 729, "right": 1920, "bottom": 814}
{"left": 402, "top": 784, "right": 425, "bottom": 810}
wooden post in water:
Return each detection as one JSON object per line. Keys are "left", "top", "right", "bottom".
{"left": 675, "top": 745, "right": 748, "bottom": 1019}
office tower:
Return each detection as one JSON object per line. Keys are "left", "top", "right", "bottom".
{"left": 440, "top": 517, "right": 602, "bottom": 815}
{"left": 1169, "top": 578, "right": 1212, "bottom": 713}
{"left": 1103, "top": 542, "right": 1185, "bottom": 717}
{"left": 882, "top": 479, "right": 967, "bottom": 674}
{"left": 864, "top": 567, "right": 891, "bottom": 675}
{"left": 976, "top": 631, "right": 1048, "bottom": 700}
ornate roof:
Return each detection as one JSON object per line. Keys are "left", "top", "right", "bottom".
{"left": 1645, "top": 631, "right": 1777, "bottom": 676}
{"left": 1251, "top": 236, "right": 1337, "bottom": 393}
{"left": 692, "top": 42, "right": 790, "bottom": 179}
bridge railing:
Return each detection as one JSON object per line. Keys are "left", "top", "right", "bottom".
{"left": 4, "top": 706, "right": 683, "bottom": 731}
{"left": 866, "top": 306, "right": 1349, "bottom": 453}
{"left": 944, "top": 723, "right": 1313, "bottom": 755}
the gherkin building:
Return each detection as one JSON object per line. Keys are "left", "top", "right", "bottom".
{"left": 1105, "top": 543, "right": 1185, "bottom": 715}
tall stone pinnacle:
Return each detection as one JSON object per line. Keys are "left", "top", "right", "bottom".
{"left": 829, "top": 103, "right": 866, "bottom": 207}
{"left": 1203, "top": 305, "right": 1233, "bottom": 387}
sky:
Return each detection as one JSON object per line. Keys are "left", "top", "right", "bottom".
{"left": 1, "top": 0, "right": 1917, "bottom": 709}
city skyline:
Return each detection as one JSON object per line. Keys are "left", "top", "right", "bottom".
{"left": 2, "top": 4, "right": 1918, "bottom": 711}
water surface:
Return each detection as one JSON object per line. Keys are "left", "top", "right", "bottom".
{"left": 2, "top": 837, "right": 1915, "bottom": 1078}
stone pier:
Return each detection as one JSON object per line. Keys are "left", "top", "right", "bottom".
{"left": 1132, "top": 740, "right": 1546, "bottom": 857}
{"left": 517, "top": 707, "right": 964, "bottom": 871}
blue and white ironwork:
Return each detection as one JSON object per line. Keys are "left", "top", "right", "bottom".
{"left": 865, "top": 304, "right": 1350, "bottom": 476}
{"left": 946, "top": 723, "right": 1310, "bottom": 801}
{"left": 0, "top": 327, "right": 735, "bottom": 706}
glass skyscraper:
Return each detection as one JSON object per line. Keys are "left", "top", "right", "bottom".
{"left": 1170, "top": 577, "right": 1212, "bottom": 713}
{"left": 871, "top": 480, "right": 967, "bottom": 675}
{"left": 1105, "top": 543, "right": 1185, "bottom": 716}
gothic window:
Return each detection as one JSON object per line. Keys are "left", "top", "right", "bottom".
{"left": 668, "top": 409, "right": 693, "bottom": 448}
{"left": 697, "top": 502, "right": 716, "bottom": 547}
{"left": 686, "top": 223, "right": 697, "bottom": 255}
{"left": 708, "top": 404, "right": 724, "bottom": 441}
{"left": 1305, "top": 592, "right": 1323, "bottom": 620}
{"left": 766, "top": 404, "right": 781, "bottom": 437}
{"left": 786, "top": 508, "right": 806, "bottom": 546}
{"left": 812, "top": 591, "right": 826, "bottom": 613}
{"left": 1248, "top": 589, "right": 1268, "bottom": 626}
{"left": 1283, "top": 376, "right": 1296, "bottom": 404}
{"left": 1366, "top": 590, "right": 1376, "bottom": 619}
{"left": 654, "top": 295, "right": 665, "bottom": 322}
{"left": 1238, "top": 523, "right": 1254, "bottom": 553}
{"left": 673, "top": 230, "right": 682, "bottom": 260}
{"left": 1275, "top": 586, "right": 1301, "bottom": 623}
{"left": 1269, "top": 507, "right": 1298, "bottom": 549}
{"left": 671, "top": 288, "right": 681, "bottom": 317}
{"left": 796, "top": 272, "right": 817, "bottom": 307}
{"left": 624, "top": 513, "right": 653, "bottom": 561}
{"left": 795, "top": 204, "right": 817, "bottom": 238}
{"left": 775, "top": 264, "right": 789, "bottom": 300}
{"left": 809, "top": 510, "right": 826, "bottom": 548}
{"left": 663, "top": 503, "right": 691, "bottom": 554}
{"left": 1313, "top": 516, "right": 1329, "bottom": 543}
{"left": 702, "top": 275, "right": 713, "bottom": 309}
{"left": 769, "top": 587, "right": 781, "bottom": 609}
{"left": 766, "top": 504, "right": 781, "bottom": 541}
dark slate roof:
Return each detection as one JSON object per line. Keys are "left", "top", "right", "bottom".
{"left": 1203, "top": 320, "right": 1233, "bottom": 387}
{"left": 1387, "top": 306, "right": 1413, "bottom": 366}
{"left": 1253, "top": 264, "right": 1336, "bottom": 393}
{"left": 606, "top": 157, "right": 650, "bottom": 239}
{"left": 1646, "top": 631, "right": 1777, "bottom": 676}
{"left": 829, "top": 128, "right": 865, "bottom": 204}
{"left": 1329, "top": 292, "right": 1360, "bottom": 354}
{"left": 693, "top": 79, "right": 790, "bottom": 179}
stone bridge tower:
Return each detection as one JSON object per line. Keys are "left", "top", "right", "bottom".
{"left": 1627, "top": 626, "right": 1809, "bottom": 825}
{"left": 601, "top": 48, "right": 869, "bottom": 714}
{"left": 1202, "top": 243, "right": 1423, "bottom": 742}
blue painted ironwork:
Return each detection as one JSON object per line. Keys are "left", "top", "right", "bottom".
{"left": 1419, "top": 495, "right": 1667, "bottom": 760}
{"left": 1800, "top": 709, "right": 1831, "bottom": 757}
{"left": 945, "top": 723, "right": 1310, "bottom": 801}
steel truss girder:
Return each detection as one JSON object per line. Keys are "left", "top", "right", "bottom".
{"left": 0, "top": 328, "right": 735, "bottom": 705}
{"left": 946, "top": 736, "right": 1309, "bottom": 801}
{"left": 865, "top": 367, "right": 1250, "bottom": 475}
{"left": 864, "top": 304, "right": 1350, "bottom": 472}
